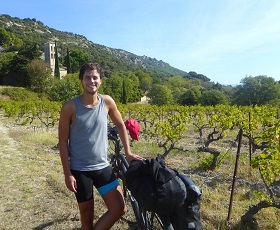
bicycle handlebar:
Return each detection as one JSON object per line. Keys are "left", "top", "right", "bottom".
{"left": 107, "top": 124, "right": 130, "bottom": 169}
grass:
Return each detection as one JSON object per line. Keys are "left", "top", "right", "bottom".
{"left": 0, "top": 114, "right": 279, "bottom": 230}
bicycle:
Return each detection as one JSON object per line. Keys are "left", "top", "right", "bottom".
{"left": 107, "top": 124, "right": 172, "bottom": 230}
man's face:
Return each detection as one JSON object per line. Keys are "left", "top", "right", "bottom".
{"left": 81, "top": 69, "right": 102, "bottom": 94}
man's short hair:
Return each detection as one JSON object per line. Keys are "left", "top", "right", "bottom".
{"left": 79, "top": 62, "right": 104, "bottom": 80}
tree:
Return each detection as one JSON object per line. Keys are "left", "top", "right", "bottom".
{"left": 220, "top": 85, "right": 236, "bottom": 104}
{"left": 135, "top": 70, "right": 153, "bottom": 93}
{"left": 101, "top": 71, "right": 141, "bottom": 103}
{"left": 0, "top": 27, "right": 23, "bottom": 51}
{"left": 26, "top": 59, "right": 52, "bottom": 93}
{"left": 164, "top": 75, "right": 188, "bottom": 103}
{"left": 66, "top": 47, "right": 71, "bottom": 74}
{"left": 18, "top": 43, "right": 40, "bottom": 60}
{"left": 122, "top": 78, "right": 127, "bottom": 105}
{"left": 0, "top": 27, "right": 10, "bottom": 47}
{"left": 184, "top": 71, "right": 210, "bottom": 82}
{"left": 180, "top": 87, "right": 202, "bottom": 106}
{"left": 49, "top": 73, "right": 83, "bottom": 102}
{"left": 0, "top": 52, "right": 16, "bottom": 85}
{"left": 63, "top": 49, "right": 91, "bottom": 73}
{"left": 4, "top": 43, "right": 41, "bottom": 87}
{"left": 124, "top": 72, "right": 142, "bottom": 102}
{"left": 199, "top": 89, "right": 228, "bottom": 106}
{"left": 54, "top": 41, "right": 60, "bottom": 79}
{"left": 122, "top": 77, "right": 127, "bottom": 104}
{"left": 233, "top": 76, "right": 280, "bottom": 105}
{"left": 147, "top": 84, "right": 173, "bottom": 106}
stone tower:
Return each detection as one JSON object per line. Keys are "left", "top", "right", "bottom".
{"left": 44, "top": 42, "right": 55, "bottom": 75}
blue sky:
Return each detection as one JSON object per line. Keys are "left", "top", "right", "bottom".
{"left": 1, "top": 0, "right": 280, "bottom": 85}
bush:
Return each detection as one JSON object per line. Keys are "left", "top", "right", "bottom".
{"left": 2, "top": 87, "right": 39, "bottom": 101}
{"left": 48, "top": 74, "right": 82, "bottom": 102}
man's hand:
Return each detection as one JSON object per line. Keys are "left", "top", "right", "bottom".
{"left": 126, "top": 153, "right": 145, "bottom": 164}
{"left": 65, "top": 175, "right": 77, "bottom": 193}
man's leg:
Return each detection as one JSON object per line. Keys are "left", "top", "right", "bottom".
{"left": 71, "top": 170, "right": 95, "bottom": 230}
{"left": 94, "top": 185, "right": 126, "bottom": 230}
{"left": 78, "top": 199, "right": 94, "bottom": 230}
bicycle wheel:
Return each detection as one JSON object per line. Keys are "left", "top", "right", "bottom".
{"left": 118, "top": 153, "right": 146, "bottom": 229}
{"left": 141, "top": 211, "right": 163, "bottom": 230}
{"left": 114, "top": 155, "right": 171, "bottom": 229}
{"left": 121, "top": 187, "right": 144, "bottom": 230}
{"left": 108, "top": 156, "right": 143, "bottom": 228}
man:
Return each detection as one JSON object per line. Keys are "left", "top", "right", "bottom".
{"left": 58, "top": 61, "right": 143, "bottom": 230}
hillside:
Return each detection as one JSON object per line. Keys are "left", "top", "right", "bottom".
{"left": 0, "top": 14, "right": 190, "bottom": 79}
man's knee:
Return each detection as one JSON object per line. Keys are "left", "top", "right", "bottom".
{"left": 111, "top": 201, "right": 126, "bottom": 219}
{"left": 79, "top": 200, "right": 94, "bottom": 215}
{"left": 103, "top": 185, "right": 126, "bottom": 219}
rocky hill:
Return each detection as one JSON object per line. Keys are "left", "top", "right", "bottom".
{"left": 0, "top": 14, "right": 188, "bottom": 79}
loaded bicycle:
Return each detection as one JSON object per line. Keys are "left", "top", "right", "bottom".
{"left": 107, "top": 123, "right": 202, "bottom": 230}
{"left": 107, "top": 124, "right": 169, "bottom": 229}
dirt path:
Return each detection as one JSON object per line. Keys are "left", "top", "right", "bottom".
{"left": 0, "top": 115, "right": 81, "bottom": 229}
{"left": 0, "top": 116, "right": 57, "bottom": 228}
{"left": 0, "top": 116, "right": 20, "bottom": 155}
{"left": 0, "top": 116, "right": 35, "bottom": 228}
{"left": 0, "top": 116, "right": 24, "bottom": 188}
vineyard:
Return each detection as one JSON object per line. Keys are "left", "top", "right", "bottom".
{"left": 0, "top": 100, "right": 279, "bottom": 229}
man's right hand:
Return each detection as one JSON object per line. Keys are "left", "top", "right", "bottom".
{"left": 65, "top": 175, "right": 77, "bottom": 193}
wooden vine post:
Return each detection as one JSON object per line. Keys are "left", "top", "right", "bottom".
{"left": 227, "top": 128, "right": 243, "bottom": 221}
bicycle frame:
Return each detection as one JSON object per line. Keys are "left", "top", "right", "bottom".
{"left": 108, "top": 128, "right": 145, "bottom": 229}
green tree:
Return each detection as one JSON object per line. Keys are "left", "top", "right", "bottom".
{"left": 0, "top": 52, "right": 16, "bottom": 85}
{"left": 135, "top": 70, "right": 153, "bottom": 93}
{"left": 125, "top": 72, "right": 142, "bottom": 102}
{"left": 233, "top": 76, "right": 280, "bottom": 105}
{"left": 164, "top": 75, "right": 188, "bottom": 103}
{"left": 122, "top": 77, "right": 127, "bottom": 104}
{"left": 0, "top": 27, "right": 9, "bottom": 47}
{"left": 54, "top": 41, "right": 60, "bottom": 79}
{"left": 66, "top": 47, "right": 71, "bottom": 74}
{"left": 147, "top": 84, "right": 173, "bottom": 105}
{"left": 49, "top": 73, "right": 82, "bottom": 102}
{"left": 199, "top": 89, "right": 228, "bottom": 105}
{"left": 26, "top": 59, "right": 53, "bottom": 93}
{"left": 0, "top": 27, "right": 23, "bottom": 51}
{"left": 18, "top": 43, "right": 41, "bottom": 60}
{"left": 102, "top": 71, "right": 141, "bottom": 103}
{"left": 63, "top": 49, "right": 91, "bottom": 73}
{"left": 180, "top": 87, "right": 202, "bottom": 105}
{"left": 4, "top": 43, "right": 41, "bottom": 87}
{"left": 102, "top": 75, "right": 122, "bottom": 103}
{"left": 220, "top": 85, "right": 236, "bottom": 104}
{"left": 184, "top": 71, "right": 210, "bottom": 82}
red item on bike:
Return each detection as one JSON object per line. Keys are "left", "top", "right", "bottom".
{"left": 124, "top": 118, "right": 140, "bottom": 141}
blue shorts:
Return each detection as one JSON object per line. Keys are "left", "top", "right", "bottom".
{"left": 71, "top": 166, "right": 119, "bottom": 203}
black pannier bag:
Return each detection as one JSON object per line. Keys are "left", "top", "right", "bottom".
{"left": 169, "top": 174, "right": 202, "bottom": 230}
{"left": 125, "top": 155, "right": 187, "bottom": 214}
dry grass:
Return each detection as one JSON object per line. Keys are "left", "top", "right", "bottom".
{"left": 0, "top": 114, "right": 279, "bottom": 230}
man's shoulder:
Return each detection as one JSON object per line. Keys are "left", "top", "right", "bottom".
{"left": 100, "top": 94, "right": 114, "bottom": 103}
{"left": 100, "top": 94, "right": 117, "bottom": 111}
{"left": 64, "top": 98, "right": 75, "bottom": 105}
{"left": 62, "top": 98, "right": 76, "bottom": 111}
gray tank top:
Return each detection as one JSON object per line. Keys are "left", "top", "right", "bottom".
{"left": 69, "top": 94, "right": 109, "bottom": 171}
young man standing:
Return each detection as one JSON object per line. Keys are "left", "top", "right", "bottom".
{"left": 58, "top": 62, "right": 143, "bottom": 230}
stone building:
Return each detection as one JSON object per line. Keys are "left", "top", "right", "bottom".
{"left": 44, "top": 42, "right": 55, "bottom": 71}
{"left": 44, "top": 42, "right": 67, "bottom": 78}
